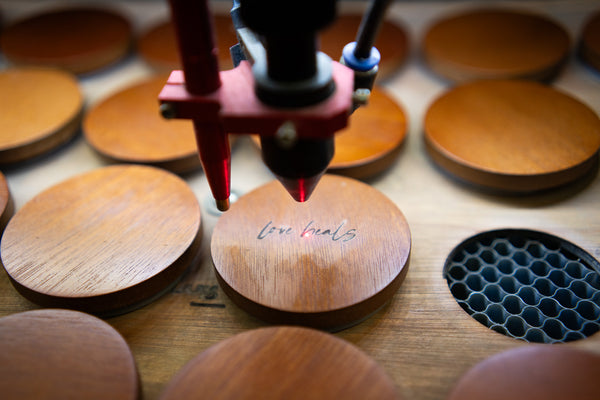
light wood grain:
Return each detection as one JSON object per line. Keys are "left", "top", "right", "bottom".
{"left": 0, "top": 309, "right": 140, "bottom": 400}
{"left": 159, "top": 326, "right": 401, "bottom": 400}
{"left": 0, "top": 172, "right": 14, "bottom": 235}
{"left": 422, "top": 8, "right": 570, "bottom": 82}
{"left": 211, "top": 174, "right": 411, "bottom": 331}
{"left": 424, "top": 79, "right": 600, "bottom": 192}
{"left": 0, "top": 165, "right": 202, "bottom": 316}
{"left": 446, "top": 345, "right": 600, "bottom": 400}
{"left": 84, "top": 75, "right": 201, "bottom": 173}
{"left": 0, "top": 68, "right": 83, "bottom": 164}
{"left": 0, "top": 7, "right": 132, "bottom": 74}
{"left": 137, "top": 16, "right": 239, "bottom": 72}
{"left": 580, "top": 10, "right": 600, "bottom": 73}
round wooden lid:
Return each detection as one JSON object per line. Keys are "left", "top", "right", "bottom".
{"left": 137, "top": 15, "right": 238, "bottom": 72}
{"left": 422, "top": 8, "right": 570, "bottom": 82}
{"left": 211, "top": 174, "right": 411, "bottom": 331}
{"left": 250, "top": 86, "right": 407, "bottom": 179}
{"left": 159, "top": 326, "right": 402, "bottom": 400}
{"left": 424, "top": 80, "right": 600, "bottom": 192}
{"left": 580, "top": 10, "right": 600, "bottom": 73}
{"left": 447, "top": 345, "right": 600, "bottom": 400}
{"left": 0, "top": 171, "right": 14, "bottom": 235}
{"left": 0, "top": 7, "right": 132, "bottom": 74}
{"left": 321, "top": 14, "right": 409, "bottom": 79}
{"left": 0, "top": 309, "right": 140, "bottom": 400}
{"left": 84, "top": 75, "right": 200, "bottom": 173}
{"left": 0, "top": 165, "right": 202, "bottom": 316}
{"left": 0, "top": 68, "right": 83, "bottom": 165}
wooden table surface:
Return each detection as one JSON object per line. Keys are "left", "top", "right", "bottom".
{"left": 1, "top": 1, "right": 600, "bottom": 400}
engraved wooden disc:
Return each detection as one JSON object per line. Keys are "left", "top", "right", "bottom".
{"left": 137, "top": 15, "right": 238, "bottom": 72}
{"left": 447, "top": 345, "right": 600, "bottom": 400}
{"left": 250, "top": 86, "right": 407, "bottom": 178}
{"left": 422, "top": 9, "right": 570, "bottom": 82}
{"left": 83, "top": 75, "right": 200, "bottom": 173}
{"left": 211, "top": 174, "right": 411, "bottom": 331}
{"left": 0, "top": 172, "right": 14, "bottom": 235}
{"left": 0, "top": 68, "right": 83, "bottom": 165}
{"left": 0, "top": 309, "right": 140, "bottom": 400}
{"left": 159, "top": 326, "right": 402, "bottom": 400}
{"left": 0, "top": 165, "right": 202, "bottom": 316}
{"left": 0, "top": 7, "right": 132, "bottom": 74}
{"left": 580, "top": 10, "right": 600, "bottom": 73}
{"left": 321, "top": 14, "right": 409, "bottom": 79}
{"left": 424, "top": 80, "right": 600, "bottom": 192}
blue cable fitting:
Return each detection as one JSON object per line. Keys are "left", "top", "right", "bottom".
{"left": 342, "top": 42, "right": 381, "bottom": 72}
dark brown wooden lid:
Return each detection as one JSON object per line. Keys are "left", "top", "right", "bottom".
{"left": 211, "top": 174, "right": 411, "bottom": 331}
{"left": 137, "top": 15, "right": 238, "bottom": 72}
{"left": 0, "top": 165, "right": 202, "bottom": 316}
{"left": 447, "top": 345, "right": 600, "bottom": 400}
{"left": 580, "top": 10, "right": 600, "bottom": 73}
{"left": 423, "top": 8, "right": 570, "bottom": 82}
{"left": 0, "top": 171, "right": 14, "bottom": 235}
{"left": 424, "top": 80, "right": 600, "bottom": 192}
{"left": 159, "top": 326, "right": 402, "bottom": 400}
{"left": 0, "top": 67, "right": 83, "bottom": 165}
{"left": 83, "top": 75, "right": 200, "bottom": 173}
{"left": 0, "top": 309, "right": 140, "bottom": 400}
{"left": 0, "top": 7, "right": 132, "bottom": 74}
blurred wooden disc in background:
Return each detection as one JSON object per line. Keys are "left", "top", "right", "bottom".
{"left": 0, "top": 172, "right": 13, "bottom": 235}
{"left": 0, "top": 309, "right": 140, "bottom": 400}
{"left": 84, "top": 75, "right": 200, "bottom": 173}
{"left": 211, "top": 174, "right": 411, "bottom": 331}
{"left": 159, "top": 326, "right": 402, "bottom": 400}
{"left": 0, "top": 7, "right": 132, "bottom": 74}
{"left": 424, "top": 80, "right": 600, "bottom": 192}
{"left": 422, "top": 9, "right": 570, "bottom": 82}
{"left": 0, "top": 68, "right": 83, "bottom": 165}
{"left": 447, "top": 345, "right": 600, "bottom": 400}
{"left": 580, "top": 10, "right": 600, "bottom": 73}
{"left": 0, "top": 165, "right": 202, "bottom": 316}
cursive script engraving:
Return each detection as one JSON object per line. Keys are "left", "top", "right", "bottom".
{"left": 257, "top": 220, "right": 357, "bottom": 242}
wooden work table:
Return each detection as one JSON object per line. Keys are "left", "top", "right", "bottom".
{"left": 1, "top": 1, "right": 600, "bottom": 399}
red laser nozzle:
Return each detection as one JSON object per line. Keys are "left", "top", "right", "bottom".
{"left": 274, "top": 173, "right": 326, "bottom": 203}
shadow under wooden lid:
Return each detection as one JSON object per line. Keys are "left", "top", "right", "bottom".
{"left": 447, "top": 345, "right": 600, "bottom": 400}
{"left": 0, "top": 171, "right": 14, "bottom": 235}
{"left": 0, "top": 165, "right": 202, "bottom": 316}
{"left": 0, "top": 7, "right": 132, "bottom": 74}
{"left": 84, "top": 75, "right": 200, "bottom": 173}
{"left": 159, "top": 326, "right": 402, "bottom": 400}
{"left": 0, "top": 67, "right": 83, "bottom": 165}
{"left": 211, "top": 174, "right": 411, "bottom": 331}
{"left": 424, "top": 80, "right": 600, "bottom": 193}
{"left": 0, "top": 309, "right": 140, "bottom": 400}
{"left": 137, "top": 15, "right": 238, "bottom": 72}
{"left": 422, "top": 8, "right": 570, "bottom": 82}
{"left": 580, "top": 10, "right": 600, "bottom": 74}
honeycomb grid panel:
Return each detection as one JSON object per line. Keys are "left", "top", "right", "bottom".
{"left": 444, "top": 229, "right": 600, "bottom": 343}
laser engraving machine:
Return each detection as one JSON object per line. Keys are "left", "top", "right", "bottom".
{"left": 159, "top": 0, "right": 391, "bottom": 211}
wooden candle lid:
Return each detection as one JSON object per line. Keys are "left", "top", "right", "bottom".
{"left": 447, "top": 345, "right": 600, "bottom": 400}
{"left": 580, "top": 10, "right": 600, "bottom": 73}
{"left": 159, "top": 326, "right": 402, "bottom": 400}
{"left": 0, "top": 165, "right": 202, "bottom": 316}
{"left": 0, "top": 172, "right": 14, "bottom": 235}
{"left": 422, "top": 9, "right": 570, "bottom": 82}
{"left": 424, "top": 80, "right": 600, "bottom": 192}
{"left": 211, "top": 174, "right": 411, "bottom": 331}
{"left": 250, "top": 86, "right": 407, "bottom": 179}
{"left": 321, "top": 14, "right": 409, "bottom": 79}
{"left": 0, "top": 68, "right": 83, "bottom": 165}
{"left": 0, "top": 309, "right": 140, "bottom": 400}
{"left": 137, "top": 15, "right": 238, "bottom": 72}
{"left": 0, "top": 7, "right": 132, "bottom": 74}
{"left": 84, "top": 75, "right": 200, "bottom": 173}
